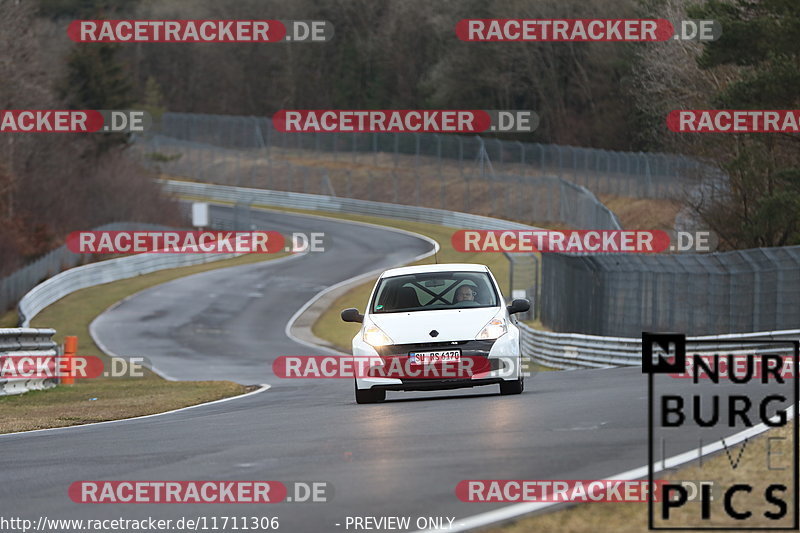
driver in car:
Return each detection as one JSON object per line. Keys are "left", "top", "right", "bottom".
{"left": 454, "top": 285, "right": 477, "bottom": 303}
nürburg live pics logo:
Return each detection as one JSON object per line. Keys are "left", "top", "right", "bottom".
{"left": 643, "top": 332, "right": 799, "bottom": 530}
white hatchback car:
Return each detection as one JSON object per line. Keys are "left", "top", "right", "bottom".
{"left": 341, "top": 263, "right": 530, "bottom": 403}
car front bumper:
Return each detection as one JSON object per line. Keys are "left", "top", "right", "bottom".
{"left": 353, "top": 327, "right": 521, "bottom": 391}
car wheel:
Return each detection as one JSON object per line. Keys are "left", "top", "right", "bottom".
{"left": 499, "top": 374, "right": 524, "bottom": 395}
{"left": 355, "top": 381, "right": 386, "bottom": 404}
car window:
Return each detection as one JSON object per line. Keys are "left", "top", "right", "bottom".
{"left": 371, "top": 271, "right": 498, "bottom": 313}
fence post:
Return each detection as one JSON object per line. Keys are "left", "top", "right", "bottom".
{"left": 265, "top": 117, "right": 272, "bottom": 161}
{"left": 235, "top": 151, "right": 242, "bottom": 188}
{"left": 531, "top": 253, "right": 540, "bottom": 320}
{"left": 476, "top": 136, "right": 486, "bottom": 179}
{"left": 296, "top": 163, "right": 308, "bottom": 192}
{"left": 332, "top": 132, "right": 338, "bottom": 161}
{"left": 436, "top": 135, "right": 445, "bottom": 208}
{"left": 248, "top": 156, "right": 256, "bottom": 187}
{"left": 415, "top": 133, "right": 421, "bottom": 205}
{"left": 538, "top": 144, "right": 545, "bottom": 175}
{"left": 465, "top": 170, "right": 471, "bottom": 213}
{"left": 768, "top": 251, "right": 782, "bottom": 331}
{"left": 458, "top": 136, "right": 464, "bottom": 177}
{"left": 556, "top": 145, "right": 563, "bottom": 177}
{"left": 505, "top": 177, "right": 511, "bottom": 219}
{"left": 415, "top": 133, "right": 420, "bottom": 169}
{"left": 642, "top": 152, "right": 653, "bottom": 197}
{"left": 504, "top": 252, "right": 514, "bottom": 298}
{"left": 436, "top": 134, "right": 442, "bottom": 175}
{"left": 572, "top": 148, "right": 578, "bottom": 181}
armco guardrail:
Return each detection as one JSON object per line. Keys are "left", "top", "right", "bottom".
{"left": 0, "top": 222, "right": 172, "bottom": 314}
{"left": 522, "top": 326, "right": 800, "bottom": 370}
{"left": 162, "top": 179, "right": 545, "bottom": 231}
{"left": 19, "top": 251, "right": 241, "bottom": 328}
{"left": 0, "top": 328, "right": 58, "bottom": 395}
{"left": 520, "top": 328, "right": 642, "bottom": 370}
{"left": 16, "top": 204, "right": 259, "bottom": 328}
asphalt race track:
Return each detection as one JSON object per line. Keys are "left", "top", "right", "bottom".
{"left": 90, "top": 206, "right": 435, "bottom": 382}
{"left": 0, "top": 207, "right": 792, "bottom": 532}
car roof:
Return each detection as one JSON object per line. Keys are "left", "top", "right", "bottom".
{"left": 379, "top": 263, "right": 490, "bottom": 278}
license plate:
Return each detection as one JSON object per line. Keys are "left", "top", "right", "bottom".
{"left": 409, "top": 350, "right": 461, "bottom": 365}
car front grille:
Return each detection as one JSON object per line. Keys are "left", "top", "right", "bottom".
{"left": 375, "top": 339, "right": 496, "bottom": 357}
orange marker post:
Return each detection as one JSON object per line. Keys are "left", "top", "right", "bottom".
{"left": 61, "top": 336, "right": 78, "bottom": 385}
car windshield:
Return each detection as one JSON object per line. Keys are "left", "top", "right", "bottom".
{"left": 370, "top": 271, "right": 499, "bottom": 313}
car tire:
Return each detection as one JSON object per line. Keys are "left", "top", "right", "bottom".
{"left": 499, "top": 374, "right": 524, "bottom": 395}
{"left": 355, "top": 381, "right": 386, "bottom": 404}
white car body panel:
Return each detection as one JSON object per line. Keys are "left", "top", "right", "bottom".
{"left": 369, "top": 307, "right": 498, "bottom": 344}
{"left": 350, "top": 263, "right": 524, "bottom": 392}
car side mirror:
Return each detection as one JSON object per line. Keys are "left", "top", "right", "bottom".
{"left": 341, "top": 308, "right": 364, "bottom": 323}
{"left": 507, "top": 298, "right": 530, "bottom": 315}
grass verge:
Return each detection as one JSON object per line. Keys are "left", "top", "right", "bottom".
{"left": 599, "top": 194, "right": 682, "bottom": 231}
{"left": 0, "top": 309, "right": 16, "bottom": 328}
{"left": 0, "top": 252, "right": 285, "bottom": 434}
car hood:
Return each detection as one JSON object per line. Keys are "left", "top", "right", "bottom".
{"left": 368, "top": 307, "right": 501, "bottom": 344}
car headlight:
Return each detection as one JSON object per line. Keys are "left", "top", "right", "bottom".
{"left": 476, "top": 317, "right": 507, "bottom": 340}
{"left": 363, "top": 322, "right": 394, "bottom": 347}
